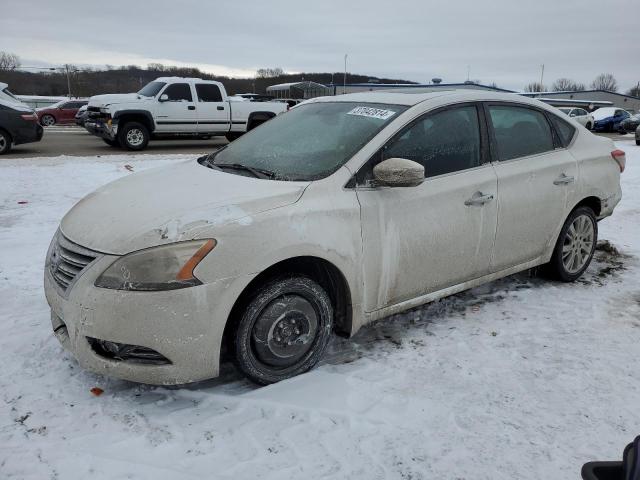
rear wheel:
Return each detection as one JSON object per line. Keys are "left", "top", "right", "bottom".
{"left": 0, "top": 129, "right": 12, "bottom": 155}
{"left": 233, "top": 276, "right": 333, "bottom": 385}
{"left": 102, "top": 138, "right": 120, "bottom": 148}
{"left": 544, "top": 206, "right": 597, "bottom": 282}
{"left": 585, "top": 122, "right": 592, "bottom": 130}
{"left": 225, "top": 132, "right": 243, "bottom": 142}
{"left": 118, "top": 122, "right": 149, "bottom": 151}
{"left": 40, "top": 114, "right": 56, "bottom": 127}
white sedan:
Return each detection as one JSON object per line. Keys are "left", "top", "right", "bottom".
{"left": 558, "top": 107, "right": 595, "bottom": 130}
{"left": 45, "top": 90, "right": 624, "bottom": 385}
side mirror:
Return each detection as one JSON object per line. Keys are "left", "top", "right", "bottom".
{"left": 570, "top": 113, "right": 576, "bottom": 117}
{"left": 373, "top": 158, "right": 425, "bottom": 187}
{"left": 159, "top": 94, "right": 169, "bottom": 102}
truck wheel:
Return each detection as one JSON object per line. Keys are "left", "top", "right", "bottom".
{"left": 0, "top": 129, "right": 12, "bottom": 155}
{"left": 225, "top": 132, "right": 243, "bottom": 142}
{"left": 233, "top": 275, "right": 333, "bottom": 385}
{"left": 118, "top": 122, "right": 149, "bottom": 151}
{"left": 102, "top": 138, "right": 120, "bottom": 148}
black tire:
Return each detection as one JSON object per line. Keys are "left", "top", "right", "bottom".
{"left": 40, "top": 114, "right": 56, "bottom": 127}
{"left": 225, "top": 132, "right": 243, "bottom": 142}
{"left": 544, "top": 206, "right": 598, "bottom": 282}
{"left": 233, "top": 276, "right": 333, "bottom": 385}
{"left": 585, "top": 122, "right": 592, "bottom": 130}
{"left": 0, "top": 129, "right": 12, "bottom": 155}
{"left": 118, "top": 121, "right": 149, "bottom": 151}
{"left": 102, "top": 138, "right": 120, "bottom": 148}
{"left": 636, "top": 139, "right": 640, "bottom": 146}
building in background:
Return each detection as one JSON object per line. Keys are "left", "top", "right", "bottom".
{"left": 521, "top": 90, "right": 640, "bottom": 112}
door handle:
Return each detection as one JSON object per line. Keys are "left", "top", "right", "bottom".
{"left": 188, "top": 105, "right": 196, "bottom": 110}
{"left": 464, "top": 192, "right": 494, "bottom": 206}
{"left": 217, "top": 106, "right": 225, "bottom": 111}
{"left": 553, "top": 173, "right": 575, "bottom": 185}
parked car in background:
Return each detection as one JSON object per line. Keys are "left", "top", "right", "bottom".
{"left": 75, "top": 105, "right": 89, "bottom": 127}
{"left": 45, "top": 91, "right": 623, "bottom": 385}
{"left": 592, "top": 107, "right": 631, "bottom": 132}
{"left": 37, "top": 99, "right": 88, "bottom": 126}
{"left": 0, "top": 97, "right": 43, "bottom": 154}
{"left": 620, "top": 113, "right": 640, "bottom": 134}
{"left": 85, "top": 77, "right": 288, "bottom": 150}
{"left": 558, "top": 107, "right": 594, "bottom": 130}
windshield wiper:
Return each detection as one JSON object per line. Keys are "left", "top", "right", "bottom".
{"left": 213, "top": 163, "right": 277, "bottom": 180}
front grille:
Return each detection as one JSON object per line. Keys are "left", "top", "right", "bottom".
{"left": 48, "top": 233, "right": 98, "bottom": 291}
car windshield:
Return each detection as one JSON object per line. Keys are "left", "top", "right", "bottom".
{"left": 1, "top": 87, "right": 19, "bottom": 102}
{"left": 208, "top": 102, "right": 407, "bottom": 181}
{"left": 137, "top": 81, "right": 166, "bottom": 97}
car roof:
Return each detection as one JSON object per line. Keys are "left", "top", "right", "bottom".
{"left": 308, "top": 89, "right": 559, "bottom": 109}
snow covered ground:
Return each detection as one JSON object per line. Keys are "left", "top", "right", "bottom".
{"left": 1, "top": 141, "right": 639, "bottom": 480}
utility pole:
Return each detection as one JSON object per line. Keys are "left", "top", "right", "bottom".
{"left": 343, "top": 54, "right": 348, "bottom": 95}
{"left": 64, "top": 64, "right": 72, "bottom": 98}
{"left": 467, "top": 65, "right": 470, "bottom": 82}
{"left": 539, "top": 64, "right": 545, "bottom": 90}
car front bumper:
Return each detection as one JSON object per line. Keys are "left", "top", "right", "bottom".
{"left": 85, "top": 118, "right": 117, "bottom": 140}
{"left": 44, "top": 246, "right": 254, "bottom": 385}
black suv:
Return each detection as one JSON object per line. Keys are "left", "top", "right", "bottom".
{"left": 0, "top": 102, "right": 44, "bottom": 155}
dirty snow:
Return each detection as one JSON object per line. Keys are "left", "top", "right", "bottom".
{"left": 1, "top": 142, "right": 639, "bottom": 479}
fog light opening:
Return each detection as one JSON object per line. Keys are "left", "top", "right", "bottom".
{"left": 87, "top": 337, "right": 172, "bottom": 365}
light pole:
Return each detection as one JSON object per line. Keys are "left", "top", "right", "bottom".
{"left": 343, "top": 54, "right": 348, "bottom": 95}
{"left": 539, "top": 64, "right": 545, "bottom": 90}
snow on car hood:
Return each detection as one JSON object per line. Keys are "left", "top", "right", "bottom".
{"left": 88, "top": 93, "right": 147, "bottom": 108}
{"left": 60, "top": 160, "right": 308, "bottom": 255}
{"left": 592, "top": 108, "right": 616, "bottom": 121}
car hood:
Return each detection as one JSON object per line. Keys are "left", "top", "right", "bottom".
{"left": 88, "top": 93, "right": 148, "bottom": 108}
{"left": 60, "top": 160, "right": 308, "bottom": 255}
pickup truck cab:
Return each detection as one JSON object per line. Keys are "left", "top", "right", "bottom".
{"left": 85, "top": 77, "right": 288, "bottom": 150}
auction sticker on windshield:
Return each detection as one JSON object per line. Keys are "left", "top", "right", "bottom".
{"left": 347, "top": 106, "right": 397, "bottom": 120}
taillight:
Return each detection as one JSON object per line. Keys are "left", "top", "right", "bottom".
{"left": 611, "top": 149, "right": 626, "bottom": 173}
{"left": 21, "top": 113, "right": 38, "bottom": 122}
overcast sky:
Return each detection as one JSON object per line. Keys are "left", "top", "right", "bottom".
{"left": 2, "top": 0, "right": 638, "bottom": 92}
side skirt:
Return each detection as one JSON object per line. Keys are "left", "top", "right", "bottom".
{"left": 363, "top": 256, "right": 546, "bottom": 325}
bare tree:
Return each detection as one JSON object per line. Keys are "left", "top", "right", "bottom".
{"left": 628, "top": 83, "right": 640, "bottom": 98}
{"left": 0, "top": 51, "right": 21, "bottom": 70}
{"left": 575, "top": 82, "right": 586, "bottom": 91}
{"left": 551, "top": 78, "right": 582, "bottom": 91}
{"left": 590, "top": 73, "right": 618, "bottom": 92}
{"left": 256, "top": 67, "right": 285, "bottom": 78}
{"left": 524, "top": 81, "right": 546, "bottom": 92}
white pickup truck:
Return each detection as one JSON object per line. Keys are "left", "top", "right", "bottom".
{"left": 85, "top": 77, "right": 288, "bottom": 150}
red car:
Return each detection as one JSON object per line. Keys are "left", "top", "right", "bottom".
{"left": 37, "top": 99, "right": 88, "bottom": 126}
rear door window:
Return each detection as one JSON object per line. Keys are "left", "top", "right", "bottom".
{"left": 487, "top": 105, "right": 555, "bottom": 161}
{"left": 548, "top": 114, "right": 576, "bottom": 147}
{"left": 195, "top": 84, "right": 223, "bottom": 102}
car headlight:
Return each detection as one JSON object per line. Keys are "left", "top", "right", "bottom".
{"left": 95, "top": 239, "right": 216, "bottom": 291}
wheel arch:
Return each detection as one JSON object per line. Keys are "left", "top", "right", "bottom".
{"left": 221, "top": 255, "right": 353, "bottom": 362}
{"left": 247, "top": 111, "right": 276, "bottom": 130}
{"left": 571, "top": 196, "right": 602, "bottom": 217}
{"left": 113, "top": 110, "right": 155, "bottom": 133}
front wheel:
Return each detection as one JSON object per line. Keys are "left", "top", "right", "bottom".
{"left": 233, "top": 276, "right": 333, "bottom": 385}
{"left": 118, "top": 122, "right": 149, "bottom": 151}
{"left": 585, "top": 122, "right": 592, "bottom": 130}
{"left": 545, "top": 206, "right": 597, "bottom": 282}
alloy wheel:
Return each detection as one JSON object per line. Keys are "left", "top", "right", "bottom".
{"left": 41, "top": 115, "right": 55, "bottom": 127}
{"left": 126, "top": 128, "right": 144, "bottom": 147}
{"left": 562, "top": 214, "right": 595, "bottom": 274}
